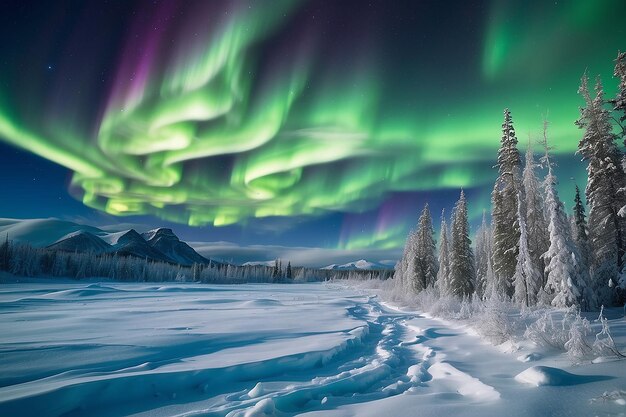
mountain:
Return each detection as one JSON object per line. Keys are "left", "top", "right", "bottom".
{"left": 141, "top": 228, "right": 210, "bottom": 265}
{"left": 321, "top": 259, "right": 394, "bottom": 271}
{"left": 47, "top": 230, "right": 112, "bottom": 253}
{"left": 0, "top": 218, "right": 212, "bottom": 266}
{"left": 106, "top": 229, "right": 171, "bottom": 262}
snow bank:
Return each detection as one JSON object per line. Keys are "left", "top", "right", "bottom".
{"left": 514, "top": 365, "right": 611, "bottom": 386}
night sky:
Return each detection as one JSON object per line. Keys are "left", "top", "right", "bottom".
{"left": 0, "top": 0, "right": 625, "bottom": 263}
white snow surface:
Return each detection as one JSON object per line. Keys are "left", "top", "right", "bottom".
{"left": 0, "top": 281, "right": 625, "bottom": 417}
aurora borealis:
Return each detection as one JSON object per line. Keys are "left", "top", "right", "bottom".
{"left": 0, "top": 0, "right": 625, "bottom": 258}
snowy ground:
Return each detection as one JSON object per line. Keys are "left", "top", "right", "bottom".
{"left": 0, "top": 281, "right": 625, "bottom": 417}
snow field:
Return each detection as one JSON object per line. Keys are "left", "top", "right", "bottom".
{"left": 0, "top": 282, "right": 625, "bottom": 417}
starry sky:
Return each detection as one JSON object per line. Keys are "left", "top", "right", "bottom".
{"left": 0, "top": 0, "right": 625, "bottom": 264}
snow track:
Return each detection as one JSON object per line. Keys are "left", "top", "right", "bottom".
{"left": 0, "top": 283, "right": 622, "bottom": 417}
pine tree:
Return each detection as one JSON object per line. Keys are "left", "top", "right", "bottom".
{"left": 491, "top": 108, "right": 522, "bottom": 298}
{"left": 192, "top": 263, "right": 200, "bottom": 281}
{"left": 611, "top": 52, "right": 626, "bottom": 301}
{"left": 474, "top": 211, "right": 492, "bottom": 298}
{"left": 436, "top": 209, "right": 451, "bottom": 295}
{"left": 286, "top": 261, "right": 293, "bottom": 280}
{"left": 271, "top": 259, "right": 280, "bottom": 282}
{"left": 611, "top": 51, "right": 626, "bottom": 129}
{"left": 449, "top": 190, "right": 475, "bottom": 297}
{"left": 0, "top": 234, "right": 9, "bottom": 272}
{"left": 522, "top": 140, "right": 550, "bottom": 286}
{"left": 412, "top": 204, "right": 438, "bottom": 292}
{"left": 394, "top": 229, "right": 416, "bottom": 292}
{"left": 513, "top": 193, "right": 542, "bottom": 307}
{"left": 572, "top": 185, "right": 593, "bottom": 274}
{"left": 573, "top": 185, "right": 588, "bottom": 242}
{"left": 541, "top": 121, "right": 591, "bottom": 309}
{"left": 576, "top": 74, "right": 626, "bottom": 304}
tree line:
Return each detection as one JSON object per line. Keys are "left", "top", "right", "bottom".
{"left": 0, "top": 237, "right": 393, "bottom": 283}
{"left": 395, "top": 51, "right": 626, "bottom": 310}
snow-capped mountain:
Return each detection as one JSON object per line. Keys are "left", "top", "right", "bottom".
{"left": 141, "top": 228, "right": 210, "bottom": 265}
{"left": 321, "top": 259, "right": 394, "bottom": 271}
{"left": 47, "top": 230, "right": 112, "bottom": 253}
{"left": 0, "top": 218, "right": 211, "bottom": 266}
{"left": 107, "top": 229, "right": 171, "bottom": 262}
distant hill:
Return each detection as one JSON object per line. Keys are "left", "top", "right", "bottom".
{"left": 321, "top": 259, "right": 395, "bottom": 271}
{"left": 0, "top": 218, "right": 213, "bottom": 266}
{"left": 242, "top": 261, "right": 276, "bottom": 267}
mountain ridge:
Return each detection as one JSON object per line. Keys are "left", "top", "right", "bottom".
{"left": 0, "top": 218, "right": 212, "bottom": 266}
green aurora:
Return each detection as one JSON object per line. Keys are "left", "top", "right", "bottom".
{"left": 0, "top": 0, "right": 625, "bottom": 250}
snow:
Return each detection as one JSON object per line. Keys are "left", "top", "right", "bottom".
{"left": 321, "top": 259, "right": 392, "bottom": 270}
{"left": 1, "top": 281, "right": 625, "bottom": 417}
{"left": 243, "top": 261, "right": 276, "bottom": 267}
{"left": 514, "top": 366, "right": 611, "bottom": 387}
{"left": 0, "top": 218, "right": 103, "bottom": 247}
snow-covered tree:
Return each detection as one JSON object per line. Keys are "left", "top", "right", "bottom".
{"left": 491, "top": 108, "right": 522, "bottom": 298}
{"left": 271, "top": 259, "right": 280, "bottom": 282}
{"left": 474, "top": 211, "right": 493, "bottom": 298}
{"left": 611, "top": 51, "right": 626, "bottom": 131}
{"left": 572, "top": 185, "right": 592, "bottom": 273}
{"left": 412, "top": 204, "right": 438, "bottom": 292}
{"left": 394, "top": 228, "right": 415, "bottom": 292}
{"left": 0, "top": 234, "right": 10, "bottom": 271}
{"left": 513, "top": 193, "right": 542, "bottom": 307}
{"left": 449, "top": 190, "right": 475, "bottom": 297}
{"left": 572, "top": 185, "right": 588, "bottom": 242}
{"left": 610, "top": 52, "right": 626, "bottom": 301}
{"left": 576, "top": 74, "right": 625, "bottom": 304}
{"left": 522, "top": 140, "right": 549, "bottom": 286}
{"left": 436, "top": 209, "right": 451, "bottom": 295}
{"left": 286, "top": 261, "right": 293, "bottom": 280}
{"left": 541, "top": 122, "right": 591, "bottom": 309}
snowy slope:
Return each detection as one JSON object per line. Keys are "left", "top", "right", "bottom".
{"left": 0, "top": 218, "right": 103, "bottom": 247}
{"left": 321, "top": 259, "right": 393, "bottom": 270}
{"left": 2, "top": 282, "right": 623, "bottom": 417}
{"left": 47, "top": 230, "right": 112, "bottom": 253}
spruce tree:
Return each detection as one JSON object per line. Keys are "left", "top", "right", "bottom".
{"left": 572, "top": 185, "right": 593, "bottom": 274}
{"left": 576, "top": 74, "right": 625, "bottom": 304}
{"left": 412, "top": 204, "right": 438, "bottom": 292}
{"left": 271, "top": 259, "right": 280, "bottom": 282}
{"left": 286, "top": 261, "right": 293, "bottom": 280}
{"left": 513, "top": 193, "right": 542, "bottom": 307}
{"left": 611, "top": 51, "right": 626, "bottom": 300}
{"left": 474, "top": 211, "right": 492, "bottom": 298}
{"left": 522, "top": 141, "right": 549, "bottom": 286}
{"left": 611, "top": 51, "right": 626, "bottom": 130}
{"left": 0, "top": 234, "right": 9, "bottom": 272}
{"left": 449, "top": 190, "right": 475, "bottom": 297}
{"left": 436, "top": 209, "right": 451, "bottom": 295}
{"left": 491, "top": 109, "right": 522, "bottom": 298}
{"left": 573, "top": 185, "right": 588, "bottom": 242}
{"left": 541, "top": 122, "right": 591, "bottom": 309}
{"left": 394, "top": 229, "right": 416, "bottom": 292}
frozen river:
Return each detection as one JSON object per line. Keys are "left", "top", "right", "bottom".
{"left": 0, "top": 282, "right": 624, "bottom": 417}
